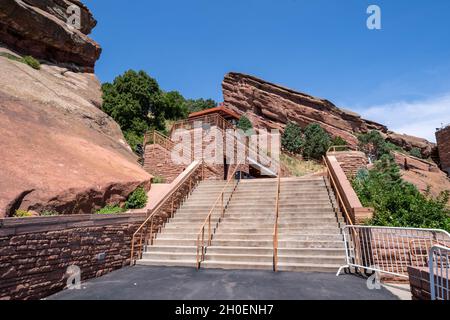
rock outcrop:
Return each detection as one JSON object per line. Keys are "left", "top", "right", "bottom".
{"left": 0, "top": 1, "right": 152, "bottom": 217}
{"left": 222, "top": 72, "right": 435, "bottom": 157}
{"left": 0, "top": 0, "right": 101, "bottom": 72}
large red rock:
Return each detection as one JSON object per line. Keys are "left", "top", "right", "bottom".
{"left": 0, "top": 0, "right": 101, "bottom": 72}
{"left": 222, "top": 72, "right": 435, "bottom": 157}
{"left": 0, "top": 36, "right": 151, "bottom": 216}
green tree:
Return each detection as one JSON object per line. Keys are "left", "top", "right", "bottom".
{"left": 162, "top": 91, "right": 189, "bottom": 120}
{"left": 185, "top": 98, "right": 217, "bottom": 113}
{"left": 282, "top": 122, "right": 303, "bottom": 154}
{"left": 101, "top": 70, "right": 166, "bottom": 150}
{"left": 358, "top": 130, "right": 391, "bottom": 161}
{"left": 237, "top": 115, "right": 253, "bottom": 133}
{"left": 352, "top": 155, "right": 450, "bottom": 231}
{"left": 302, "top": 124, "right": 331, "bottom": 160}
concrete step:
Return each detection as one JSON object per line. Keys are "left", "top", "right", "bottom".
{"left": 277, "top": 255, "right": 345, "bottom": 265}
{"left": 142, "top": 251, "right": 197, "bottom": 261}
{"left": 205, "top": 246, "right": 345, "bottom": 257}
{"left": 212, "top": 233, "right": 343, "bottom": 242}
{"left": 277, "top": 263, "right": 341, "bottom": 273}
{"left": 144, "top": 245, "right": 197, "bottom": 253}
{"left": 136, "top": 259, "right": 197, "bottom": 268}
{"left": 201, "top": 260, "right": 273, "bottom": 271}
{"left": 205, "top": 253, "right": 273, "bottom": 263}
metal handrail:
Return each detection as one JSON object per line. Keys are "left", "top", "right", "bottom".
{"left": 273, "top": 169, "right": 281, "bottom": 271}
{"left": 195, "top": 162, "right": 243, "bottom": 269}
{"left": 130, "top": 161, "right": 205, "bottom": 265}
{"left": 145, "top": 130, "right": 175, "bottom": 151}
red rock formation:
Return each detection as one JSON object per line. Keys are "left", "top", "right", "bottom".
{"left": 222, "top": 72, "right": 435, "bottom": 157}
{"left": 0, "top": 2, "right": 152, "bottom": 217}
{"left": 0, "top": 0, "right": 101, "bottom": 72}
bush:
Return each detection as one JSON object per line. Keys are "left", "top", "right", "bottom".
{"left": 14, "top": 210, "right": 33, "bottom": 218}
{"left": 282, "top": 122, "right": 303, "bottom": 154}
{"left": 41, "top": 210, "right": 59, "bottom": 216}
{"left": 96, "top": 205, "right": 125, "bottom": 215}
{"left": 353, "top": 154, "right": 450, "bottom": 232}
{"left": 302, "top": 124, "right": 331, "bottom": 160}
{"left": 152, "top": 176, "right": 166, "bottom": 184}
{"left": 0, "top": 53, "right": 41, "bottom": 70}
{"left": 331, "top": 136, "right": 348, "bottom": 146}
{"left": 125, "top": 187, "right": 148, "bottom": 209}
{"left": 22, "top": 56, "right": 41, "bottom": 70}
{"left": 237, "top": 116, "right": 253, "bottom": 134}
{"left": 409, "top": 148, "right": 422, "bottom": 159}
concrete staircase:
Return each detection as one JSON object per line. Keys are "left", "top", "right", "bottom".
{"left": 202, "top": 178, "right": 346, "bottom": 272}
{"left": 138, "top": 177, "right": 346, "bottom": 273}
{"left": 137, "top": 180, "right": 229, "bottom": 268}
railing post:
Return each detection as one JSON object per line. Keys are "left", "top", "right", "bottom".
{"left": 208, "top": 215, "right": 212, "bottom": 246}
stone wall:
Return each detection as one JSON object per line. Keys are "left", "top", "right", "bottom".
{"left": 0, "top": 213, "right": 147, "bottom": 300}
{"left": 436, "top": 126, "right": 450, "bottom": 176}
{"left": 408, "top": 267, "right": 433, "bottom": 300}
{"left": 327, "top": 151, "right": 368, "bottom": 179}
{"left": 143, "top": 144, "right": 188, "bottom": 183}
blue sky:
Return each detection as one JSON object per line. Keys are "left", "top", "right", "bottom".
{"left": 84, "top": 0, "right": 450, "bottom": 142}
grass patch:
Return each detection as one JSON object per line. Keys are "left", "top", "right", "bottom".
{"left": 0, "top": 52, "right": 41, "bottom": 70}
{"left": 281, "top": 153, "right": 324, "bottom": 177}
{"left": 96, "top": 205, "right": 125, "bottom": 215}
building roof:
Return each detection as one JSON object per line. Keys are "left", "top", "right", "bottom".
{"left": 188, "top": 106, "right": 241, "bottom": 120}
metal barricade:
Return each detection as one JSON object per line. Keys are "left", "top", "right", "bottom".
{"left": 337, "top": 225, "right": 450, "bottom": 278}
{"left": 429, "top": 245, "right": 450, "bottom": 300}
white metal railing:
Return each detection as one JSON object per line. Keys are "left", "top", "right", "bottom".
{"left": 429, "top": 245, "right": 450, "bottom": 300}
{"left": 337, "top": 225, "right": 450, "bottom": 278}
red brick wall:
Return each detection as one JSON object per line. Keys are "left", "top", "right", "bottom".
{"left": 436, "top": 126, "right": 450, "bottom": 175}
{"left": 143, "top": 144, "right": 188, "bottom": 183}
{"left": 0, "top": 213, "right": 147, "bottom": 300}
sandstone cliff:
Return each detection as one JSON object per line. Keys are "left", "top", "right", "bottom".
{"left": 0, "top": 1, "right": 151, "bottom": 217}
{"left": 0, "top": 0, "right": 101, "bottom": 72}
{"left": 223, "top": 72, "right": 435, "bottom": 157}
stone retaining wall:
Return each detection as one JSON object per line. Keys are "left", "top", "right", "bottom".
{"left": 436, "top": 126, "right": 450, "bottom": 176}
{"left": 0, "top": 213, "right": 147, "bottom": 300}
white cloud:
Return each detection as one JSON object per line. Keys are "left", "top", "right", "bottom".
{"left": 357, "top": 94, "right": 450, "bottom": 143}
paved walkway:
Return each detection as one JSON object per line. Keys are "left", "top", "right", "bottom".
{"left": 48, "top": 266, "right": 399, "bottom": 300}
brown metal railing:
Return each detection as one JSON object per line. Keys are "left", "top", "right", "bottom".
{"left": 144, "top": 130, "right": 175, "bottom": 151}
{"left": 195, "top": 162, "right": 243, "bottom": 269}
{"left": 130, "top": 161, "right": 206, "bottom": 265}
{"left": 273, "top": 169, "right": 281, "bottom": 271}
{"left": 171, "top": 113, "right": 235, "bottom": 135}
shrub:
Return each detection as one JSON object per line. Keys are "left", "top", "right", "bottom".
{"left": 282, "top": 122, "right": 303, "bottom": 154}
{"left": 41, "top": 210, "right": 59, "bottom": 216}
{"left": 96, "top": 205, "right": 125, "bottom": 215}
{"left": 0, "top": 53, "right": 41, "bottom": 70}
{"left": 22, "top": 56, "right": 41, "bottom": 70}
{"left": 331, "top": 136, "right": 348, "bottom": 146}
{"left": 152, "top": 176, "right": 166, "bottom": 184}
{"left": 352, "top": 154, "right": 450, "bottom": 232}
{"left": 237, "top": 116, "right": 254, "bottom": 135}
{"left": 125, "top": 187, "right": 148, "bottom": 209}
{"left": 302, "top": 124, "right": 331, "bottom": 160}
{"left": 14, "top": 210, "right": 33, "bottom": 218}
{"left": 409, "top": 148, "right": 422, "bottom": 159}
